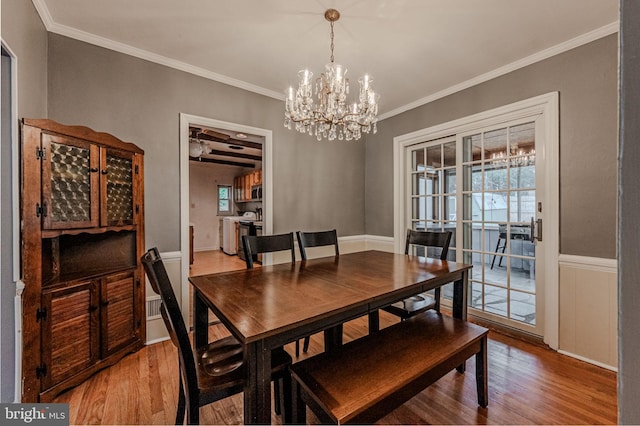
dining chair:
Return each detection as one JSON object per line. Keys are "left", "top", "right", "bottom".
{"left": 294, "top": 229, "right": 340, "bottom": 355}
{"left": 141, "top": 247, "right": 292, "bottom": 425}
{"left": 296, "top": 229, "right": 339, "bottom": 261}
{"left": 381, "top": 229, "right": 453, "bottom": 320}
{"left": 242, "top": 232, "right": 311, "bottom": 357}
{"left": 241, "top": 232, "right": 295, "bottom": 269}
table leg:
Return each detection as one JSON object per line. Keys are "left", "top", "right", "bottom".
{"left": 452, "top": 269, "right": 469, "bottom": 321}
{"left": 194, "top": 290, "right": 208, "bottom": 348}
{"left": 454, "top": 269, "right": 469, "bottom": 373}
{"left": 244, "top": 340, "right": 272, "bottom": 424}
{"left": 323, "top": 324, "right": 344, "bottom": 352}
{"left": 368, "top": 310, "right": 380, "bottom": 333}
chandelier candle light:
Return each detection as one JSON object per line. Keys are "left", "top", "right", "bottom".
{"left": 284, "top": 9, "right": 379, "bottom": 141}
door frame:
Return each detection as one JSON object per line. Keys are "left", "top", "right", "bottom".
{"left": 179, "top": 113, "right": 273, "bottom": 319}
{"left": 393, "top": 92, "right": 559, "bottom": 349}
{"left": 2, "top": 40, "right": 23, "bottom": 402}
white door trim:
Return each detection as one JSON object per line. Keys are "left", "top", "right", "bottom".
{"left": 2, "top": 39, "right": 23, "bottom": 402}
{"left": 393, "top": 92, "right": 559, "bottom": 349}
{"left": 178, "top": 114, "right": 273, "bottom": 319}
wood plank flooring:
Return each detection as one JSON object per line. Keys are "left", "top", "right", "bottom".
{"left": 189, "top": 249, "right": 249, "bottom": 277}
{"left": 52, "top": 309, "right": 617, "bottom": 425}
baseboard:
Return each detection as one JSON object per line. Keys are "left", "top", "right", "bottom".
{"left": 558, "top": 349, "right": 618, "bottom": 372}
{"left": 194, "top": 246, "right": 218, "bottom": 252}
{"left": 145, "top": 335, "right": 170, "bottom": 346}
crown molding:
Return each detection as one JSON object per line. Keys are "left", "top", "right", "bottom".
{"left": 31, "top": 0, "right": 285, "bottom": 101}
{"left": 32, "top": 0, "right": 617, "bottom": 117}
{"left": 378, "top": 21, "right": 619, "bottom": 121}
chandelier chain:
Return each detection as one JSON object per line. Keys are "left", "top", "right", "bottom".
{"left": 330, "top": 21, "right": 335, "bottom": 63}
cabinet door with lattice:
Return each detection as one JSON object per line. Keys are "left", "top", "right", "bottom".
{"left": 41, "top": 134, "right": 100, "bottom": 229}
{"left": 40, "top": 280, "right": 99, "bottom": 390}
{"left": 100, "top": 148, "right": 139, "bottom": 227}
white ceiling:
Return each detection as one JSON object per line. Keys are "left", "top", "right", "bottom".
{"left": 33, "top": 0, "right": 618, "bottom": 119}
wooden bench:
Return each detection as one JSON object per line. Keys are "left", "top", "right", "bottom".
{"left": 290, "top": 310, "right": 489, "bottom": 424}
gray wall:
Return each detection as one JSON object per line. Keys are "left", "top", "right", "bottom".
{"left": 1, "top": 0, "right": 48, "bottom": 402}
{"left": 619, "top": 1, "right": 640, "bottom": 423}
{"left": 365, "top": 34, "right": 618, "bottom": 259}
{"left": 46, "top": 34, "right": 365, "bottom": 252}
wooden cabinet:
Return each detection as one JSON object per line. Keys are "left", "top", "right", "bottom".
{"left": 20, "top": 119, "right": 145, "bottom": 402}
{"left": 40, "top": 279, "right": 99, "bottom": 391}
{"left": 234, "top": 169, "right": 262, "bottom": 202}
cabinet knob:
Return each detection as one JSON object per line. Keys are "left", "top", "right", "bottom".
{"left": 90, "top": 167, "right": 99, "bottom": 173}
{"left": 101, "top": 169, "right": 109, "bottom": 175}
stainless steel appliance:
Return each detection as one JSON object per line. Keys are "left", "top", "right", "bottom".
{"left": 238, "top": 220, "right": 263, "bottom": 263}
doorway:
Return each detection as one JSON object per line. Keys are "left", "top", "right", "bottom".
{"left": 179, "top": 114, "right": 273, "bottom": 317}
{"left": 394, "top": 93, "right": 559, "bottom": 347}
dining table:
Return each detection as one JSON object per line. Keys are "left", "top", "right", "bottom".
{"left": 189, "top": 250, "right": 471, "bottom": 424}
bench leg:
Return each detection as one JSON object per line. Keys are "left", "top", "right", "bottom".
{"left": 476, "top": 335, "right": 488, "bottom": 407}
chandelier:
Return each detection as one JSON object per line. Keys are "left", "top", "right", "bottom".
{"left": 284, "top": 9, "right": 379, "bottom": 141}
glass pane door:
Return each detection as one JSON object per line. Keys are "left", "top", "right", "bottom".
{"left": 407, "top": 138, "right": 457, "bottom": 259}
{"left": 460, "top": 121, "right": 538, "bottom": 330}
{"left": 407, "top": 121, "right": 540, "bottom": 334}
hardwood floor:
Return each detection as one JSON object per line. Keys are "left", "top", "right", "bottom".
{"left": 52, "top": 310, "right": 618, "bottom": 425}
{"left": 189, "top": 249, "right": 249, "bottom": 277}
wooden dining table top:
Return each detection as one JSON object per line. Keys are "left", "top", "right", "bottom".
{"left": 189, "top": 250, "right": 471, "bottom": 346}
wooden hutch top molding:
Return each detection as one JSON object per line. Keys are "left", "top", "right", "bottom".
{"left": 22, "top": 118, "right": 144, "bottom": 154}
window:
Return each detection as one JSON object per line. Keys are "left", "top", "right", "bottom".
{"left": 218, "top": 185, "right": 232, "bottom": 214}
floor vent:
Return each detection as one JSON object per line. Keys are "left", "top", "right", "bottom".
{"left": 146, "top": 297, "right": 162, "bottom": 319}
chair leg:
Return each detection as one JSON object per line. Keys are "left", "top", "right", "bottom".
{"left": 491, "top": 237, "right": 503, "bottom": 269}
{"left": 187, "top": 397, "right": 199, "bottom": 425}
{"left": 295, "top": 339, "right": 300, "bottom": 357}
{"left": 303, "top": 336, "right": 310, "bottom": 353}
{"left": 176, "top": 368, "right": 186, "bottom": 425}
{"left": 274, "top": 379, "right": 282, "bottom": 416}
{"left": 282, "top": 373, "right": 293, "bottom": 423}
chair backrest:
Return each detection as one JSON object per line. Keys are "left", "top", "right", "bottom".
{"left": 242, "top": 232, "right": 295, "bottom": 268}
{"left": 141, "top": 248, "right": 199, "bottom": 402}
{"left": 404, "top": 229, "right": 452, "bottom": 260}
{"left": 296, "top": 229, "right": 339, "bottom": 260}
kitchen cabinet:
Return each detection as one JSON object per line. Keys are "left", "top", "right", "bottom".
{"left": 20, "top": 119, "right": 145, "bottom": 402}
{"left": 234, "top": 169, "right": 262, "bottom": 202}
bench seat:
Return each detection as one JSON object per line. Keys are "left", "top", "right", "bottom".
{"left": 290, "top": 310, "right": 488, "bottom": 424}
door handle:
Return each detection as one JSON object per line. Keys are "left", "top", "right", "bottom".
{"left": 530, "top": 217, "right": 543, "bottom": 242}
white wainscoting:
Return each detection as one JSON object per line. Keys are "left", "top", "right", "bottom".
{"left": 145, "top": 250, "right": 182, "bottom": 345}
{"left": 268, "top": 235, "right": 395, "bottom": 264}
{"left": 558, "top": 254, "right": 618, "bottom": 370}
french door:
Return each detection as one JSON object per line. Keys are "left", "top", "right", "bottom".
{"left": 406, "top": 118, "right": 544, "bottom": 336}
